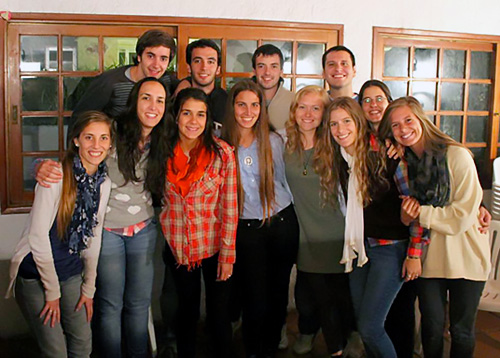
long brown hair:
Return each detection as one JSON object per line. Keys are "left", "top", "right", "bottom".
{"left": 57, "top": 111, "right": 113, "bottom": 239}
{"left": 222, "top": 80, "right": 275, "bottom": 220}
{"left": 379, "top": 96, "right": 467, "bottom": 153}
{"left": 318, "top": 97, "right": 381, "bottom": 207}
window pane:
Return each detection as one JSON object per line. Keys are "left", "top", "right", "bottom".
{"left": 468, "top": 84, "right": 490, "bottom": 111}
{"left": 225, "top": 77, "right": 248, "bottom": 91}
{"left": 440, "top": 115, "right": 462, "bottom": 142}
{"left": 282, "top": 78, "right": 292, "bottom": 90}
{"left": 262, "top": 40, "right": 292, "bottom": 74}
{"left": 443, "top": 49, "right": 465, "bottom": 78}
{"left": 441, "top": 83, "right": 464, "bottom": 111}
{"left": 22, "top": 116, "right": 59, "bottom": 151}
{"left": 296, "top": 78, "right": 323, "bottom": 91}
{"left": 470, "top": 51, "right": 492, "bottom": 79}
{"left": 226, "top": 40, "right": 257, "bottom": 73}
{"left": 62, "top": 37, "right": 99, "bottom": 71}
{"left": 297, "top": 43, "right": 324, "bottom": 75}
{"left": 413, "top": 48, "right": 437, "bottom": 78}
{"left": 21, "top": 36, "right": 58, "bottom": 72}
{"left": 104, "top": 37, "right": 137, "bottom": 70}
{"left": 64, "top": 77, "right": 93, "bottom": 111}
{"left": 64, "top": 116, "right": 70, "bottom": 150}
{"left": 466, "top": 116, "right": 488, "bottom": 142}
{"left": 470, "top": 147, "right": 486, "bottom": 181}
{"left": 22, "top": 77, "right": 58, "bottom": 111}
{"left": 385, "top": 81, "right": 407, "bottom": 100}
{"left": 428, "top": 115, "right": 436, "bottom": 124}
{"left": 412, "top": 81, "right": 436, "bottom": 110}
{"left": 383, "top": 47, "right": 409, "bottom": 77}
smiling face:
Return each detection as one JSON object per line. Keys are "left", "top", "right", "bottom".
{"left": 234, "top": 90, "right": 261, "bottom": 133}
{"left": 389, "top": 105, "right": 424, "bottom": 155}
{"left": 137, "top": 81, "right": 166, "bottom": 138}
{"left": 323, "top": 50, "right": 356, "bottom": 91}
{"left": 177, "top": 98, "right": 207, "bottom": 147}
{"left": 136, "top": 46, "right": 171, "bottom": 79}
{"left": 361, "top": 86, "right": 389, "bottom": 129}
{"left": 188, "top": 46, "right": 221, "bottom": 90}
{"left": 295, "top": 92, "right": 325, "bottom": 136}
{"left": 74, "top": 121, "right": 112, "bottom": 175}
{"left": 253, "top": 54, "right": 282, "bottom": 91}
{"left": 329, "top": 107, "right": 357, "bottom": 155}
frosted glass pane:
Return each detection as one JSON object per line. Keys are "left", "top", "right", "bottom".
{"left": 384, "top": 47, "right": 409, "bottom": 77}
{"left": 413, "top": 48, "right": 437, "bottom": 78}
{"left": 297, "top": 43, "right": 324, "bottom": 75}
{"left": 227, "top": 40, "right": 257, "bottom": 73}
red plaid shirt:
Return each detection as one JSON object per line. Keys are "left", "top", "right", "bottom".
{"left": 160, "top": 138, "right": 238, "bottom": 268}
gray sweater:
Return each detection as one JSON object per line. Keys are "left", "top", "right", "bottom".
{"left": 103, "top": 149, "right": 154, "bottom": 228}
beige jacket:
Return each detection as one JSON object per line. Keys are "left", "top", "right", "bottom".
{"left": 267, "top": 82, "right": 294, "bottom": 130}
{"left": 420, "top": 145, "right": 490, "bottom": 281}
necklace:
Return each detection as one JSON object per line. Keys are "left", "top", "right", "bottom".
{"left": 302, "top": 149, "right": 313, "bottom": 176}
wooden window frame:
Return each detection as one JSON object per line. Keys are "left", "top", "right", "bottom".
{"left": 372, "top": 27, "right": 500, "bottom": 186}
{"left": 1, "top": 13, "right": 342, "bottom": 213}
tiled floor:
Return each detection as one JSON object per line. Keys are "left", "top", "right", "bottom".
{"left": 1, "top": 309, "right": 499, "bottom": 357}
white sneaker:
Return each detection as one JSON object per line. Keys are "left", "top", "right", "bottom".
{"left": 278, "top": 324, "right": 288, "bottom": 349}
{"left": 292, "top": 333, "right": 315, "bottom": 355}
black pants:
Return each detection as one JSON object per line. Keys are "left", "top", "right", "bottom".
{"left": 417, "top": 278, "right": 485, "bottom": 358}
{"left": 234, "top": 204, "right": 299, "bottom": 357}
{"left": 385, "top": 280, "right": 417, "bottom": 358}
{"left": 295, "top": 270, "right": 355, "bottom": 354}
{"left": 164, "top": 248, "right": 233, "bottom": 358}
{"left": 160, "top": 248, "right": 178, "bottom": 346}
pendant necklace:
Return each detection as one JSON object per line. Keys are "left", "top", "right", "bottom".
{"left": 302, "top": 149, "right": 313, "bottom": 176}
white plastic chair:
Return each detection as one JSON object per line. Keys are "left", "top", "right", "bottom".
{"left": 478, "top": 220, "right": 500, "bottom": 312}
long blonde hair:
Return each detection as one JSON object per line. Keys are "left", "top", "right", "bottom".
{"left": 318, "top": 97, "right": 376, "bottom": 207}
{"left": 222, "top": 80, "right": 275, "bottom": 220}
{"left": 285, "top": 86, "right": 337, "bottom": 206}
{"left": 57, "top": 111, "right": 113, "bottom": 239}
{"left": 379, "top": 96, "right": 467, "bottom": 153}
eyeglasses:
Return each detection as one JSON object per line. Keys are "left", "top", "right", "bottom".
{"left": 362, "top": 96, "right": 387, "bottom": 104}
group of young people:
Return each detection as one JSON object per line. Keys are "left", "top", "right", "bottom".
{"left": 6, "top": 27, "right": 492, "bottom": 358}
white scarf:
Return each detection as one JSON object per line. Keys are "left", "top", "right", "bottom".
{"left": 340, "top": 147, "right": 368, "bottom": 272}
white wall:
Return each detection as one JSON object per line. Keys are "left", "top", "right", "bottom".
{"left": 1, "top": 0, "right": 500, "bottom": 336}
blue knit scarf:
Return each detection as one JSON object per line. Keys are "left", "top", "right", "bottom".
{"left": 67, "top": 156, "right": 107, "bottom": 254}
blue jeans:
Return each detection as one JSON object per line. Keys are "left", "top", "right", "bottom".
{"left": 349, "top": 240, "right": 407, "bottom": 358}
{"left": 95, "top": 220, "right": 157, "bottom": 358}
{"left": 15, "top": 274, "right": 91, "bottom": 358}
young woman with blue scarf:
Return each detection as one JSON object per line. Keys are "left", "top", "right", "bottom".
{"left": 7, "top": 111, "right": 113, "bottom": 357}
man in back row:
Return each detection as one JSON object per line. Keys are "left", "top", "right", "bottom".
{"left": 252, "top": 44, "right": 294, "bottom": 130}
{"left": 322, "top": 45, "right": 357, "bottom": 100}
{"left": 69, "top": 29, "right": 177, "bottom": 129}
{"left": 174, "top": 39, "right": 228, "bottom": 128}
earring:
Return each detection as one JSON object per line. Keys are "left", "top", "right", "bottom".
{"left": 75, "top": 144, "right": 79, "bottom": 147}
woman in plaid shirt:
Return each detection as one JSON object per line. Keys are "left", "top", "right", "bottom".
{"left": 222, "top": 80, "right": 299, "bottom": 358}
{"left": 160, "top": 88, "right": 238, "bottom": 358}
